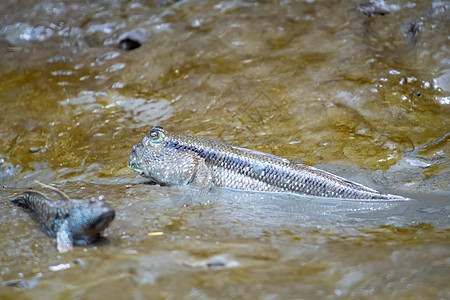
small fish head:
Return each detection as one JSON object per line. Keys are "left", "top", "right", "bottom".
{"left": 86, "top": 196, "right": 116, "bottom": 236}
{"left": 128, "top": 126, "right": 195, "bottom": 185}
{"left": 72, "top": 198, "right": 115, "bottom": 238}
{"left": 91, "top": 208, "right": 115, "bottom": 233}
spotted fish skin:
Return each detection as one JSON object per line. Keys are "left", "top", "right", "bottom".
{"left": 128, "top": 126, "right": 409, "bottom": 201}
{"left": 12, "top": 191, "right": 115, "bottom": 253}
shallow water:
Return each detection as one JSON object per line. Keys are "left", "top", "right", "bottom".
{"left": 1, "top": 0, "right": 449, "bottom": 299}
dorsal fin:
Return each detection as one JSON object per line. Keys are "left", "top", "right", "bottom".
{"left": 34, "top": 180, "right": 70, "bottom": 201}
{"left": 231, "top": 145, "right": 290, "bottom": 163}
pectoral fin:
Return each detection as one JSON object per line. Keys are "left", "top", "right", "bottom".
{"left": 190, "top": 158, "right": 213, "bottom": 192}
{"left": 56, "top": 220, "right": 73, "bottom": 253}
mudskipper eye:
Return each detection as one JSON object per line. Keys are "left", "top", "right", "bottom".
{"left": 150, "top": 130, "right": 159, "bottom": 140}
{"left": 148, "top": 128, "right": 164, "bottom": 145}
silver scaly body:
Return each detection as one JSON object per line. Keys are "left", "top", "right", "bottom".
{"left": 128, "top": 126, "right": 409, "bottom": 200}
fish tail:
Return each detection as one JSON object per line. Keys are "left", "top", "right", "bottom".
{"left": 11, "top": 197, "right": 29, "bottom": 209}
{"left": 385, "top": 193, "right": 411, "bottom": 201}
{"left": 11, "top": 191, "right": 49, "bottom": 211}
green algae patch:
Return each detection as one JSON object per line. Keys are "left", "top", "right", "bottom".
{"left": 0, "top": 70, "right": 74, "bottom": 168}
{"left": 362, "top": 224, "right": 450, "bottom": 245}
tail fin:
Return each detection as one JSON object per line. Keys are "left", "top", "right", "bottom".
{"left": 11, "top": 197, "right": 28, "bottom": 209}
{"left": 11, "top": 191, "right": 49, "bottom": 211}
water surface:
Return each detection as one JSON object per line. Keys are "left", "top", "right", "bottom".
{"left": 1, "top": 0, "right": 449, "bottom": 298}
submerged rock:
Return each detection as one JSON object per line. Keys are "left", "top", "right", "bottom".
{"left": 4, "top": 22, "right": 53, "bottom": 45}
{"left": 357, "top": 3, "right": 391, "bottom": 16}
{"left": 118, "top": 28, "right": 149, "bottom": 50}
{"left": 0, "top": 158, "right": 21, "bottom": 182}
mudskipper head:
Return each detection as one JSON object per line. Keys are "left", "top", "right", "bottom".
{"left": 127, "top": 126, "right": 198, "bottom": 185}
{"left": 87, "top": 196, "right": 115, "bottom": 232}
{"left": 128, "top": 126, "right": 169, "bottom": 180}
{"left": 69, "top": 196, "right": 115, "bottom": 240}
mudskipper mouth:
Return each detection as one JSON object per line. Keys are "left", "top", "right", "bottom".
{"left": 127, "top": 150, "right": 143, "bottom": 174}
{"left": 96, "top": 210, "right": 115, "bottom": 230}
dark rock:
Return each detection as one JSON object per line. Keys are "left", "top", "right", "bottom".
{"left": 29, "top": 147, "right": 41, "bottom": 153}
{"left": 358, "top": 3, "right": 390, "bottom": 16}
{"left": 118, "top": 28, "right": 148, "bottom": 50}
